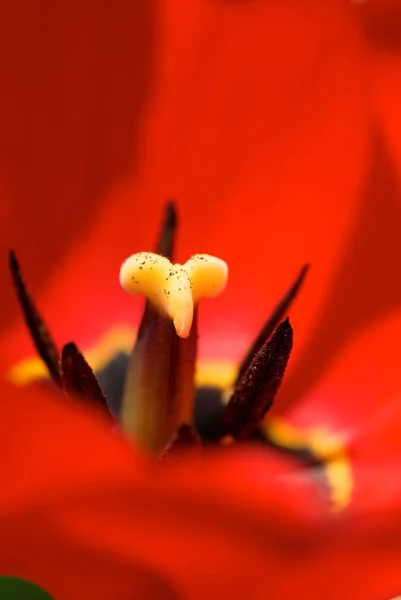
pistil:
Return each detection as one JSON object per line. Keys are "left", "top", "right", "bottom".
{"left": 119, "top": 250, "right": 228, "bottom": 452}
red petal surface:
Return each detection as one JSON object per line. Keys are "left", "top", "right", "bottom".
{"left": 277, "top": 0, "right": 401, "bottom": 412}
{"left": 360, "top": 0, "right": 401, "bottom": 190}
{"left": 0, "top": 381, "right": 329, "bottom": 599}
{"left": 274, "top": 309, "right": 401, "bottom": 439}
{"left": 0, "top": 1, "right": 155, "bottom": 334}
{"left": 0, "top": 382, "right": 401, "bottom": 598}
{"left": 1, "top": 1, "right": 369, "bottom": 380}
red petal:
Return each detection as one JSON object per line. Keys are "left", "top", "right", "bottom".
{"left": 0, "top": 382, "right": 143, "bottom": 506}
{"left": 275, "top": 309, "right": 401, "bottom": 440}
{"left": 277, "top": 0, "right": 401, "bottom": 413}
{"left": 0, "top": 381, "right": 325, "bottom": 598}
{"left": 1, "top": 1, "right": 369, "bottom": 378}
{"left": 360, "top": 0, "right": 401, "bottom": 189}
{"left": 2, "top": 381, "right": 401, "bottom": 598}
{"left": 332, "top": 454, "right": 401, "bottom": 598}
{"left": 0, "top": 1, "right": 155, "bottom": 336}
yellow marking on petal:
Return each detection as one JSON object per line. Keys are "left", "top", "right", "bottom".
{"left": 8, "top": 325, "right": 237, "bottom": 389}
{"left": 7, "top": 356, "right": 48, "bottom": 385}
{"left": 324, "top": 458, "right": 353, "bottom": 512}
{"left": 7, "top": 325, "right": 136, "bottom": 385}
{"left": 267, "top": 417, "right": 354, "bottom": 511}
{"left": 119, "top": 252, "right": 228, "bottom": 339}
{"left": 195, "top": 360, "right": 236, "bottom": 389}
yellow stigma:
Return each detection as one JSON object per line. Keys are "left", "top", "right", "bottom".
{"left": 119, "top": 252, "right": 228, "bottom": 337}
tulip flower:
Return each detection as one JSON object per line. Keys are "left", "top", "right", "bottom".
{"left": 2, "top": 1, "right": 401, "bottom": 597}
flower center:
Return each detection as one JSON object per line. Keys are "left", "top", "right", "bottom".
{"left": 9, "top": 203, "right": 301, "bottom": 460}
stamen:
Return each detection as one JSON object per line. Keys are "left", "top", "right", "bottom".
{"left": 9, "top": 250, "right": 61, "bottom": 386}
{"left": 120, "top": 252, "right": 228, "bottom": 338}
{"left": 221, "top": 318, "right": 293, "bottom": 439}
{"left": 61, "top": 342, "right": 112, "bottom": 420}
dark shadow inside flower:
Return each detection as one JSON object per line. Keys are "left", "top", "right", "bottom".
{"left": 96, "top": 352, "right": 130, "bottom": 417}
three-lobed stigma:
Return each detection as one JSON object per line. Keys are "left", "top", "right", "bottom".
{"left": 119, "top": 252, "right": 228, "bottom": 338}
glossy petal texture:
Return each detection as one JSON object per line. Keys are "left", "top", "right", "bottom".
{"left": 1, "top": 1, "right": 368, "bottom": 385}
